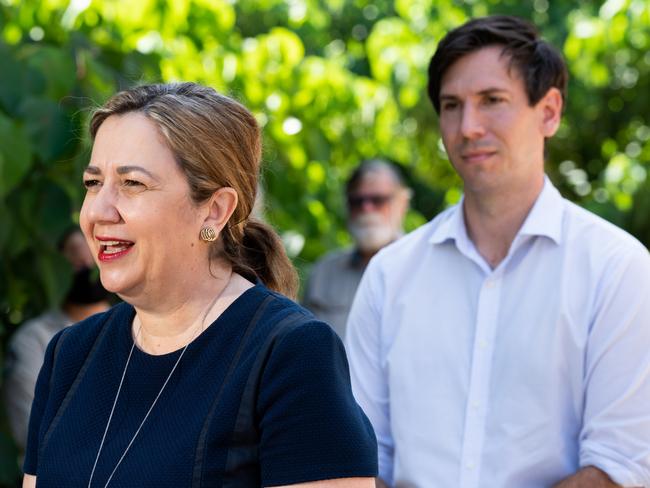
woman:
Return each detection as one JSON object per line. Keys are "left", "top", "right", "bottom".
{"left": 23, "top": 83, "right": 377, "bottom": 487}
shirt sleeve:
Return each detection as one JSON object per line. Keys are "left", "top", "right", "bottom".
{"left": 345, "top": 258, "right": 394, "bottom": 486}
{"left": 22, "top": 329, "right": 63, "bottom": 475}
{"left": 579, "top": 245, "right": 650, "bottom": 486}
{"left": 257, "top": 319, "right": 377, "bottom": 486}
{"left": 3, "top": 328, "right": 47, "bottom": 451}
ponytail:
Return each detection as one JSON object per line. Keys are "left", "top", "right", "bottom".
{"left": 90, "top": 83, "right": 299, "bottom": 298}
{"left": 220, "top": 218, "right": 299, "bottom": 300}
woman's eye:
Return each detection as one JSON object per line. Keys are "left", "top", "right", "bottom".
{"left": 83, "top": 179, "right": 100, "bottom": 189}
{"left": 123, "top": 179, "right": 144, "bottom": 188}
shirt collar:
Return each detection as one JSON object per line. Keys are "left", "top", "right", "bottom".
{"left": 517, "top": 176, "right": 565, "bottom": 245}
{"left": 428, "top": 195, "right": 470, "bottom": 246}
{"left": 428, "top": 176, "right": 565, "bottom": 247}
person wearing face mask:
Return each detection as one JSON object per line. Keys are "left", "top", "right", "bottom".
{"left": 303, "top": 159, "right": 411, "bottom": 339}
{"left": 3, "top": 228, "right": 112, "bottom": 452}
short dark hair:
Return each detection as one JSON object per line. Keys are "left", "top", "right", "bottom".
{"left": 427, "top": 15, "right": 568, "bottom": 114}
{"left": 346, "top": 158, "right": 407, "bottom": 195}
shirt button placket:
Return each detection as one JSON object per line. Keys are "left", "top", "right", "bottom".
{"left": 458, "top": 274, "right": 502, "bottom": 488}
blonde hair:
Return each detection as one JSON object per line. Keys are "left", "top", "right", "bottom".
{"left": 90, "top": 83, "right": 298, "bottom": 299}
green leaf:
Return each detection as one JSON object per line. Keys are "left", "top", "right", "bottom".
{"left": 0, "top": 200, "right": 12, "bottom": 253}
{"left": 0, "top": 43, "right": 29, "bottom": 114}
{"left": 0, "top": 113, "right": 32, "bottom": 198}
{"left": 22, "top": 45, "right": 77, "bottom": 100}
{"left": 18, "top": 97, "right": 73, "bottom": 161}
{"left": 37, "top": 183, "right": 73, "bottom": 247}
{"left": 36, "top": 250, "right": 72, "bottom": 308}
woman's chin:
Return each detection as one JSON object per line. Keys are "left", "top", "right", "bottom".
{"left": 99, "top": 275, "right": 136, "bottom": 297}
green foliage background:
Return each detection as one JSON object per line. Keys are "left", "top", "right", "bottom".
{"left": 0, "top": 0, "right": 649, "bottom": 482}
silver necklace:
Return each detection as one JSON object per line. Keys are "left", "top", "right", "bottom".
{"left": 88, "top": 276, "right": 232, "bottom": 488}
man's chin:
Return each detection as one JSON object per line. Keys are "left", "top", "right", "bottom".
{"left": 349, "top": 218, "right": 401, "bottom": 250}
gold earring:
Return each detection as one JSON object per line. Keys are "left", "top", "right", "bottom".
{"left": 200, "top": 227, "right": 217, "bottom": 242}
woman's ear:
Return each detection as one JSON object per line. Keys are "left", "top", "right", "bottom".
{"left": 539, "top": 87, "right": 563, "bottom": 138}
{"left": 203, "top": 187, "right": 238, "bottom": 235}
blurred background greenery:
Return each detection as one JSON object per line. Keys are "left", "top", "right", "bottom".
{"left": 0, "top": 0, "right": 649, "bottom": 483}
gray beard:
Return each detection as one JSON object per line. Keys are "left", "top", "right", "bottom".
{"left": 348, "top": 214, "right": 399, "bottom": 253}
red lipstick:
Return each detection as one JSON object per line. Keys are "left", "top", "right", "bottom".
{"left": 96, "top": 237, "right": 135, "bottom": 262}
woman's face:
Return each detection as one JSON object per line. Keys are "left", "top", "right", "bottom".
{"left": 80, "top": 112, "right": 208, "bottom": 301}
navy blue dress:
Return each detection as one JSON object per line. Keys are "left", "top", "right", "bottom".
{"left": 24, "top": 284, "right": 377, "bottom": 487}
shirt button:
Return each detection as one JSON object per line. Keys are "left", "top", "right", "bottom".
{"left": 485, "top": 279, "right": 496, "bottom": 288}
{"left": 466, "top": 462, "right": 475, "bottom": 470}
{"left": 472, "top": 401, "right": 480, "bottom": 409}
{"left": 479, "top": 340, "right": 488, "bottom": 349}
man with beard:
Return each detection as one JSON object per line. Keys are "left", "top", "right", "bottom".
{"left": 303, "top": 159, "right": 411, "bottom": 339}
{"left": 3, "top": 227, "right": 112, "bottom": 451}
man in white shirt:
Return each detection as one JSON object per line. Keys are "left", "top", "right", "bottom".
{"left": 346, "top": 15, "right": 650, "bottom": 488}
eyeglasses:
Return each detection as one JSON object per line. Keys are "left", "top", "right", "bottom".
{"left": 347, "top": 193, "right": 394, "bottom": 210}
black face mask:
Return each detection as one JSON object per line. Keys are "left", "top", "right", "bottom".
{"left": 65, "top": 267, "right": 110, "bottom": 305}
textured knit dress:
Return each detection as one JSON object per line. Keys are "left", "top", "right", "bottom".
{"left": 24, "top": 284, "right": 378, "bottom": 487}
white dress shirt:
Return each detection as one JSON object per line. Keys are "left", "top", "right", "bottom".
{"left": 346, "top": 179, "right": 650, "bottom": 488}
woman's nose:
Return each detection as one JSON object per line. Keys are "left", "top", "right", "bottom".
{"left": 81, "top": 185, "right": 122, "bottom": 225}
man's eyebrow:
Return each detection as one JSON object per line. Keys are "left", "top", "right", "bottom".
{"left": 440, "top": 87, "right": 510, "bottom": 99}
{"left": 83, "top": 165, "right": 101, "bottom": 175}
{"left": 477, "top": 87, "right": 510, "bottom": 96}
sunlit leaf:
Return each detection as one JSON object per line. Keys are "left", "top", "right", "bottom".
{"left": 0, "top": 113, "right": 32, "bottom": 197}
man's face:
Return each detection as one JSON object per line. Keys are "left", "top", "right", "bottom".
{"left": 347, "top": 170, "right": 409, "bottom": 253}
{"left": 438, "top": 46, "right": 561, "bottom": 197}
